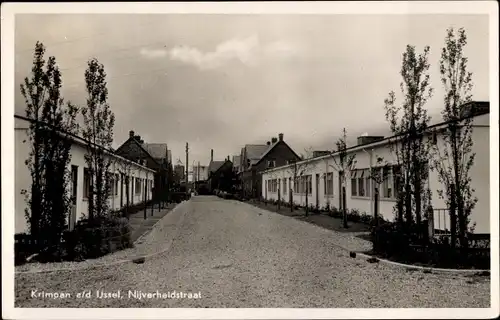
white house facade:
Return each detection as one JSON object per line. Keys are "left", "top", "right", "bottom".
{"left": 15, "top": 116, "right": 156, "bottom": 234}
{"left": 261, "top": 108, "right": 490, "bottom": 235}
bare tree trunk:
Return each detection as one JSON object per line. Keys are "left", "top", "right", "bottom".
{"left": 374, "top": 187, "right": 379, "bottom": 227}
{"left": 277, "top": 187, "right": 281, "bottom": 211}
{"left": 342, "top": 186, "right": 348, "bottom": 228}
{"left": 450, "top": 183, "right": 457, "bottom": 250}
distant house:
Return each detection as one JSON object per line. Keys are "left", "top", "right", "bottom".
{"left": 232, "top": 155, "right": 241, "bottom": 173}
{"left": 115, "top": 130, "right": 172, "bottom": 201}
{"left": 240, "top": 133, "right": 301, "bottom": 198}
{"left": 207, "top": 158, "right": 235, "bottom": 193}
{"left": 193, "top": 164, "right": 209, "bottom": 182}
{"left": 173, "top": 165, "right": 185, "bottom": 183}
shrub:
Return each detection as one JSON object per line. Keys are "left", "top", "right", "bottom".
{"left": 15, "top": 233, "right": 34, "bottom": 266}
{"left": 331, "top": 206, "right": 342, "bottom": 218}
{"left": 348, "top": 209, "right": 361, "bottom": 222}
{"left": 65, "top": 215, "right": 133, "bottom": 261}
{"left": 370, "top": 222, "right": 411, "bottom": 256}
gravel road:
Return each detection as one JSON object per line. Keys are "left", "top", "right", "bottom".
{"left": 15, "top": 196, "right": 490, "bottom": 308}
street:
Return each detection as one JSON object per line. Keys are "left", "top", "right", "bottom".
{"left": 15, "top": 196, "right": 490, "bottom": 308}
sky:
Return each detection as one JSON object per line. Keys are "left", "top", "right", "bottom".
{"left": 14, "top": 14, "right": 489, "bottom": 168}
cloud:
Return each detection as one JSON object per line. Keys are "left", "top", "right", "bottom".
{"left": 139, "top": 35, "right": 300, "bottom": 70}
{"left": 140, "top": 48, "right": 168, "bottom": 58}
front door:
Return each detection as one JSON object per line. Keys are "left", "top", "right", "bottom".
{"left": 338, "top": 172, "right": 343, "bottom": 210}
{"left": 69, "top": 165, "right": 78, "bottom": 231}
{"left": 316, "top": 173, "right": 320, "bottom": 208}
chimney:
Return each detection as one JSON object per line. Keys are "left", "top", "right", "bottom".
{"left": 271, "top": 137, "right": 278, "bottom": 144}
{"left": 278, "top": 133, "right": 283, "bottom": 141}
{"left": 129, "top": 130, "right": 135, "bottom": 138}
{"left": 357, "top": 135, "right": 385, "bottom": 146}
{"left": 211, "top": 149, "right": 214, "bottom": 162}
{"left": 266, "top": 141, "right": 271, "bottom": 145}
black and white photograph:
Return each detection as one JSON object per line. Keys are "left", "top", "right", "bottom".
{"left": 1, "top": 2, "right": 498, "bottom": 319}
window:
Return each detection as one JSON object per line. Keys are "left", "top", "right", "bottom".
{"left": 108, "top": 173, "right": 115, "bottom": 196}
{"left": 278, "top": 179, "right": 281, "bottom": 193}
{"left": 358, "top": 170, "right": 365, "bottom": 197}
{"left": 382, "top": 167, "right": 392, "bottom": 199}
{"left": 365, "top": 170, "right": 371, "bottom": 197}
{"left": 294, "top": 177, "right": 299, "bottom": 193}
{"left": 393, "top": 165, "right": 401, "bottom": 199}
{"left": 83, "top": 168, "right": 90, "bottom": 199}
{"left": 115, "top": 174, "right": 119, "bottom": 196}
{"left": 351, "top": 170, "right": 358, "bottom": 197}
{"left": 283, "top": 179, "right": 287, "bottom": 194}
{"left": 135, "top": 177, "right": 141, "bottom": 195}
{"left": 267, "top": 160, "right": 276, "bottom": 168}
{"left": 307, "top": 175, "right": 312, "bottom": 194}
{"left": 325, "top": 172, "right": 333, "bottom": 195}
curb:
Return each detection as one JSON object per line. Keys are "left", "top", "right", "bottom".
{"left": 15, "top": 200, "right": 191, "bottom": 275}
{"left": 352, "top": 251, "right": 490, "bottom": 274}
{"left": 246, "top": 201, "right": 490, "bottom": 275}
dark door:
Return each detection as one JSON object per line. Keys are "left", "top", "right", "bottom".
{"left": 120, "top": 173, "right": 124, "bottom": 208}
{"left": 69, "top": 165, "right": 78, "bottom": 230}
{"left": 316, "top": 173, "right": 320, "bottom": 208}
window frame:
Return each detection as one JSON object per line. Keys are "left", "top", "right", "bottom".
{"left": 83, "top": 168, "right": 90, "bottom": 199}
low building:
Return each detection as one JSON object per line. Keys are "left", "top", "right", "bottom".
{"left": 115, "top": 131, "right": 172, "bottom": 200}
{"left": 207, "top": 158, "right": 235, "bottom": 193}
{"left": 173, "top": 165, "right": 185, "bottom": 183}
{"left": 261, "top": 102, "right": 490, "bottom": 234}
{"left": 15, "top": 115, "right": 155, "bottom": 234}
{"left": 240, "top": 133, "right": 301, "bottom": 198}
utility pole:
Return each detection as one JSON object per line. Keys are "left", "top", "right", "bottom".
{"left": 185, "top": 142, "right": 189, "bottom": 195}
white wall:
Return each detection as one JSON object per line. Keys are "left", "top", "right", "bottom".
{"left": 15, "top": 120, "right": 156, "bottom": 234}
{"left": 262, "top": 118, "right": 490, "bottom": 234}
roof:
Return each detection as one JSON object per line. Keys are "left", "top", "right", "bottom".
{"left": 208, "top": 160, "right": 226, "bottom": 173}
{"left": 262, "top": 101, "right": 490, "bottom": 175}
{"left": 245, "top": 144, "right": 270, "bottom": 160}
{"left": 14, "top": 115, "right": 155, "bottom": 173}
{"left": 254, "top": 140, "right": 301, "bottom": 166}
{"left": 141, "top": 143, "right": 170, "bottom": 161}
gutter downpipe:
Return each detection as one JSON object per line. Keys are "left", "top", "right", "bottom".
{"left": 362, "top": 148, "right": 374, "bottom": 217}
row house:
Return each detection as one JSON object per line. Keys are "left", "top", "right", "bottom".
{"left": 15, "top": 116, "right": 155, "bottom": 233}
{"left": 115, "top": 130, "right": 172, "bottom": 200}
{"left": 239, "top": 133, "right": 301, "bottom": 198}
{"left": 207, "top": 149, "right": 235, "bottom": 192}
{"left": 261, "top": 102, "right": 490, "bottom": 235}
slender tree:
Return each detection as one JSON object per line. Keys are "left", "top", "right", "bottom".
{"left": 286, "top": 148, "right": 314, "bottom": 215}
{"left": 430, "top": 27, "right": 478, "bottom": 249}
{"left": 329, "top": 128, "right": 356, "bottom": 228}
{"left": 20, "top": 42, "right": 78, "bottom": 255}
{"left": 384, "top": 45, "right": 433, "bottom": 234}
{"left": 81, "top": 58, "right": 115, "bottom": 221}
{"left": 117, "top": 160, "right": 134, "bottom": 217}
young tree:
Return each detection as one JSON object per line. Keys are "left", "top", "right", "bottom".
{"left": 285, "top": 147, "right": 315, "bottom": 216}
{"left": 329, "top": 128, "right": 356, "bottom": 228}
{"left": 117, "top": 160, "right": 134, "bottom": 217}
{"left": 430, "top": 27, "right": 478, "bottom": 249}
{"left": 20, "top": 42, "right": 79, "bottom": 254}
{"left": 384, "top": 45, "right": 433, "bottom": 234}
{"left": 81, "top": 58, "right": 115, "bottom": 221}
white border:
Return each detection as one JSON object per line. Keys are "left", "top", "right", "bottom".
{"left": 2, "top": 2, "right": 499, "bottom": 319}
